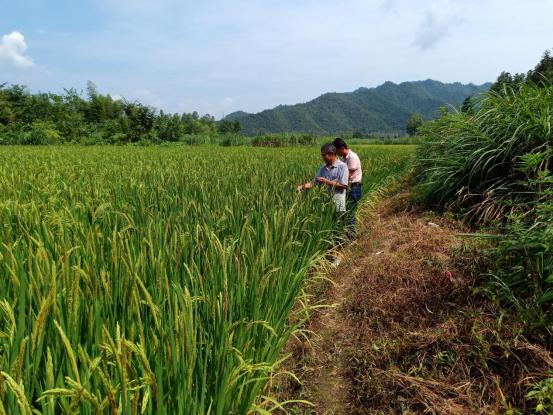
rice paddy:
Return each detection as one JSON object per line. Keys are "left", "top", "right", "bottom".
{"left": 0, "top": 145, "right": 414, "bottom": 414}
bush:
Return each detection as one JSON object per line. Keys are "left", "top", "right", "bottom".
{"left": 414, "top": 81, "right": 553, "bottom": 331}
{"left": 181, "top": 134, "right": 214, "bottom": 146}
{"left": 81, "top": 131, "right": 107, "bottom": 146}
{"left": 415, "top": 82, "right": 553, "bottom": 224}
{"left": 106, "top": 132, "right": 129, "bottom": 145}
{"left": 16, "top": 122, "right": 61, "bottom": 145}
{"left": 406, "top": 112, "right": 424, "bottom": 136}
{"left": 219, "top": 134, "right": 250, "bottom": 147}
{"left": 251, "top": 133, "right": 316, "bottom": 147}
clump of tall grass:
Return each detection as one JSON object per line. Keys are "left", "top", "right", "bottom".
{"left": 219, "top": 134, "right": 251, "bottom": 146}
{"left": 251, "top": 133, "right": 316, "bottom": 147}
{"left": 415, "top": 81, "right": 552, "bottom": 224}
{"left": 486, "top": 177, "right": 553, "bottom": 331}
{"left": 414, "top": 81, "right": 553, "bottom": 330}
{"left": 218, "top": 133, "right": 318, "bottom": 147}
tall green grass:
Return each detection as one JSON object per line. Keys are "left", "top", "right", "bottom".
{"left": 0, "top": 145, "right": 414, "bottom": 414}
{"left": 414, "top": 81, "right": 553, "bottom": 329}
{"left": 415, "top": 82, "right": 552, "bottom": 224}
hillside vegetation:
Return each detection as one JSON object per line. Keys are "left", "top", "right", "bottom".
{"left": 0, "top": 79, "right": 490, "bottom": 144}
{"left": 0, "top": 81, "right": 219, "bottom": 145}
{"left": 225, "top": 80, "right": 490, "bottom": 136}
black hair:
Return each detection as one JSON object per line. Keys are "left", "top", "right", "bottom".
{"left": 333, "top": 137, "right": 348, "bottom": 150}
{"left": 320, "top": 143, "right": 337, "bottom": 155}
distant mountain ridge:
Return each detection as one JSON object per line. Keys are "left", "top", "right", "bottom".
{"left": 225, "top": 80, "right": 491, "bottom": 135}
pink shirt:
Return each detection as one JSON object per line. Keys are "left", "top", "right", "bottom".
{"left": 342, "top": 149, "right": 362, "bottom": 183}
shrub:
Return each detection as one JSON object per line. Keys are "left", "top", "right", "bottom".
{"left": 17, "top": 122, "right": 61, "bottom": 145}
{"left": 487, "top": 179, "right": 553, "bottom": 328}
{"left": 414, "top": 81, "right": 553, "bottom": 331}
{"left": 219, "top": 134, "right": 250, "bottom": 146}
{"left": 415, "top": 82, "right": 553, "bottom": 224}
{"left": 251, "top": 133, "right": 316, "bottom": 147}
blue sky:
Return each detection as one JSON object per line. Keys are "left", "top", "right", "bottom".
{"left": 1, "top": 0, "right": 553, "bottom": 118}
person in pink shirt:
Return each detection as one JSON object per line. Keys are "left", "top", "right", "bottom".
{"left": 333, "top": 137, "right": 363, "bottom": 235}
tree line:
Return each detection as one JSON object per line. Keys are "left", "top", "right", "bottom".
{"left": 0, "top": 81, "right": 242, "bottom": 145}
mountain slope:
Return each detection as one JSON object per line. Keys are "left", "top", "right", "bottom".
{"left": 226, "top": 80, "right": 491, "bottom": 135}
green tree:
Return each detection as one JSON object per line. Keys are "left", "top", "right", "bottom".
{"left": 527, "top": 49, "right": 553, "bottom": 85}
{"left": 218, "top": 119, "right": 241, "bottom": 134}
{"left": 120, "top": 102, "right": 155, "bottom": 142}
{"left": 0, "top": 81, "right": 229, "bottom": 144}
{"left": 0, "top": 84, "right": 15, "bottom": 125}
{"left": 406, "top": 113, "right": 424, "bottom": 136}
{"left": 461, "top": 96, "right": 474, "bottom": 114}
{"left": 154, "top": 112, "right": 184, "bottom": 142}
{"left": 0, "top": 103, "right": 14, "bottom": 125}
{"left": 490, "top": 71, "right": 517, "bottom": 94}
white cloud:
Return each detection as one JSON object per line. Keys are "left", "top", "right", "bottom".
{"left": 413, "top": 0, "right": 465, "bottom": 50}
{"left": 0, "top": 31, "right": 34, "bottom": 68}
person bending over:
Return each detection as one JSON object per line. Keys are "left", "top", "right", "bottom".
{"left": 297, "top": 143, "right": 349, "bottom": 213}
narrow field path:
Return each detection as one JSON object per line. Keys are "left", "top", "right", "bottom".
{"left": 281, "top": 191, "right": 553, "bottom": 414}
{"left": 286, "top": 201, "right": 394, "bottom": 414}
{"left": 283, "top": 192, "right": 544, "bottom": 415}
{"left": 288, "top": 193, "right": 471, "bottom": 414}
{"left": 298, "top": 255, "right": 354, "bottom": 415}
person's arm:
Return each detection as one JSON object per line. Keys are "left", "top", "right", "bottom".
{"left": 297, "top": 181, "right": 314, "bottom": 191}
{"left": 316, "top": 175, "right": 348, "bottom": 190}
{"left": 339, "top": 164, "right": 349, "bottom": 188}
{"left": 297, "top": 167, "right": 320, "bottom": 191}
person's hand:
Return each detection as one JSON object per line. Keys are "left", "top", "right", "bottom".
{"left": 316, "top": 177, "right": 331, "bottom": 185}
{"left": 298, "top": 182, "right": 315, "bottom": 191}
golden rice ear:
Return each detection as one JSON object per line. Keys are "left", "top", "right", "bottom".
{"left": 1, "top": 371, "right": 32, "bottom": 415}
{"left": 0, "top": 144, "right": 412, "bottom": 413}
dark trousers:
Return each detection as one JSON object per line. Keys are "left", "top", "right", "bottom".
{"left": 346, "top": 183, "right": 362, "bottom": 238}
{"left": 348, "top": 183, "right": 362, "bottom": 225}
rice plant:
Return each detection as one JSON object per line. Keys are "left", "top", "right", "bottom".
{"left": 0, "top": 145, "right": 413, "bottom": 414}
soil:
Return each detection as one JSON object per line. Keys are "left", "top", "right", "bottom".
{"left": 276, "top": 191, "right": 553, "bottom": 415}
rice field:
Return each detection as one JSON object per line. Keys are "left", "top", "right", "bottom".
{"left": 0, "top": 145, "right": 414, "bottom": 414}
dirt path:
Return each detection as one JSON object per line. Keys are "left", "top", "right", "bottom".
{"left": 303, "top": 196, "right": 466, "bottom": 414}
{"left": 298, "top": 255, "right": 353, "bottom": 415}
{"left": 285, "top": 195, "right": 472, "bottom": 414}
{"left": 282, "top": 193, "right": 553, "bottom": 414}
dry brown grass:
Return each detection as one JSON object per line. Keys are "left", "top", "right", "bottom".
{"left": 276, "top": 190, "right": 553, "bottom": 415}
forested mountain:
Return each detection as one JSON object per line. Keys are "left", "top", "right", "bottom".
{"left": 225, "top": 80, "right": 491, "bottom": 135}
